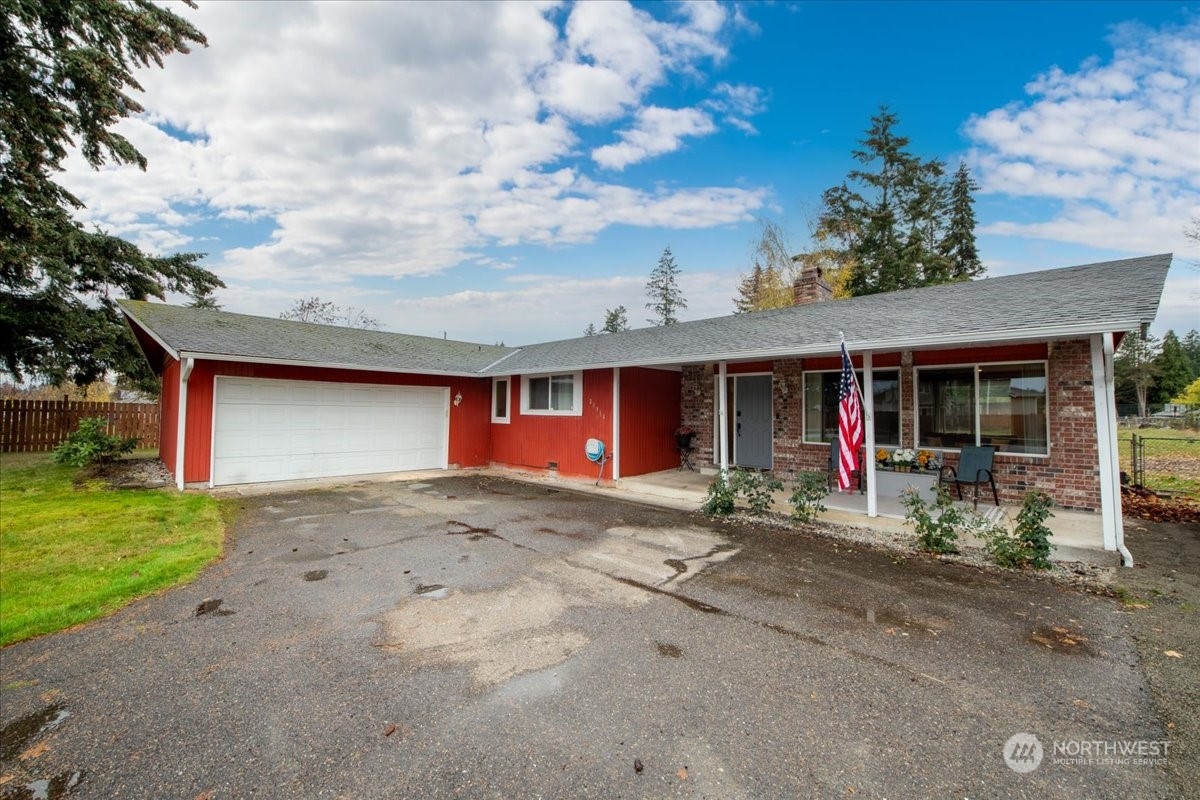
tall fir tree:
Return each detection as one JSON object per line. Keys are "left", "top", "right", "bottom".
{"left": 1180, "top": 329, "right": 1200, "bottom": 380}
{"left": 1, "top": 0, "right": 221, "bottom": 394}
{"left": 645, "top": 247, "right": 687, "bottom": 326}
{"left": 1152, "top": 330, "right": 1193, "bottom": 405}
{"left": 815, "top": 107, "right": 979, "bottom": 297}
{"left": 939, "top": 162, "right": 984, "bottom": 281}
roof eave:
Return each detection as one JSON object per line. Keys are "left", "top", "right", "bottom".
{"left": 176, "top": 351, "right": 489, "bottom": 378}
{"left": 486, "top": 318, "right": 1151, "bottom": 375}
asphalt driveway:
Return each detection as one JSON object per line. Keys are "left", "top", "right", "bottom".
{"left": 0, "top": 475, "right": 1176, "bottom": 798}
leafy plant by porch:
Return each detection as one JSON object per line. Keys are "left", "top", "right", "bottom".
{"left": 701, "top": 468, "right": 784, "bottom": 517}
{"left": 900, "top": 485, "right": 963, "bottom": 554}
{"left": 0, "top": 453, "right": 226, "bottom": 646}
{"left": 985, "top": 490, "right": 1055, "bottom": 570}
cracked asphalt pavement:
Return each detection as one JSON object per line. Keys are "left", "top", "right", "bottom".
{"left": 0, "top": 475, "right": 1178, "bottom": 798}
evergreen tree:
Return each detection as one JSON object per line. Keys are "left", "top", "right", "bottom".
{"left": 1114, "top": 331, "right": 1160, "bottom": 418}
{"left": 815, "top": 107, "right": 972, "bottom": 296}
{"left": 583, "top": 323, "right": 597, "bottom": 337}
{"left": 1181, "top": 329, "right": 1200, "bottom": 380}
{"left": 645, "top": 247, "right": 687, "bottom": 326}
{"left": 1152, "top": 330, "right": 1192, "bottom": 405}
{"left": 939, "top": 162, "right": 984, "bottom": 281}
{"left": 602, "top": 306, "right": 630, "bottom": 333}
{"left": 1, "top": 0, "right": 220, "bottom": 394}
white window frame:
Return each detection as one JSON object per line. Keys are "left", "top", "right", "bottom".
{"left": 801, "top": 367, "right": 902, "bottom": 446}
{"left": 914, "top": 359, "right": 1050, "bottom": 458}
{"left": 491, "top": 377, "right": 510, "bottom": 424}
{"left": 521, "top": 371, "right": 583, "bottom": 416}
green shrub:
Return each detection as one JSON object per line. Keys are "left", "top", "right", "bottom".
{"left": 986, "top": 490, "right": 1055, "bottom": 569}
{"left": 788, "top": 472, "right": 828, "bottom": 523}
{"left": 900, "top": 486, "right": 962, "bottom": 554}
{"left": 701, "top": 472, "right": 737, "bottom": 516}
{"left": 52, "top": 417, "right": 138, "bottom": 467}
{"left": 732, "top": 468, "right": 785, "bottom": 516}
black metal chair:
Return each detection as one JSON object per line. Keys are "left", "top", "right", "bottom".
{"left": 939, "top": 445, "right": 999, "bottom": 508}
{"left": 828, "top": 432, "right": 864, "bottom": 493}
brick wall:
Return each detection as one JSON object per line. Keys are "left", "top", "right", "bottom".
{"left": 678, "top": 338, "right": 1103, "bottom": 511}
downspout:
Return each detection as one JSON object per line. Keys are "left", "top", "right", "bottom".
{"left": 1089, "top": 334, "right": 1131, "bottom": 565}
{"left": 175, "top": 357, "right": 194, "bottom": 491}
{"left": 1103, "top": 333, "right": 1133, "bottom": 567}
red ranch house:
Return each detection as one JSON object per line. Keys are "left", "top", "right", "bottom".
{"left": 120, "top": 254, "right": 1171, "bottom": 563}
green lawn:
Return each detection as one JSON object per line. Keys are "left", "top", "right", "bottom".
{"left": 0, "top": 452, "right": 227, "bottom": 646}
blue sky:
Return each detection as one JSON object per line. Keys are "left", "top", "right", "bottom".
{"left": 63, "top": 1, "right": 1198, "bottom": 343}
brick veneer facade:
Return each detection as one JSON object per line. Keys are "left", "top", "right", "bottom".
{"left": 678, "top": 338, "right": 1102, "bottom": 511}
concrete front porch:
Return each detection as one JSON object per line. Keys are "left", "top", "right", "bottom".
{"left": 615, "top": 468, "right": 1115, "bottom": 563}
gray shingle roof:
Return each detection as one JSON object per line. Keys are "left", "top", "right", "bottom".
{"left": 121, "top": 254, "right": 1171, "bottom": 377}
{"left": 486, "top": 254, "right": 1173, "bottom": 374}
{"left": 119, "top": 300, "right": 515, "bottom": 375}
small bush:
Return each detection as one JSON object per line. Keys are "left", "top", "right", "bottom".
{"left": 788, "top": 472, "right": 828, "bottom": 523}
{"left": 987, "top": 490, "right": 1055, "bottom": 569}
{"left": 701, "top": 472, "right": 736, "bottom": 516}
{"left": 52, "top": 417, "right": 138, "bottom": 468}
{"left": 900, "top": 486, "right": 962, "bottom": 554}
{"left": 732, "top": 468, "right": 784, "bottom": 516}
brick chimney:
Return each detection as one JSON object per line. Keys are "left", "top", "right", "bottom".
{"left": 792, "top": 261, "right": 832, "bottom": 305}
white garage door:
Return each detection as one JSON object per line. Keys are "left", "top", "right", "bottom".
{"left": 212, "top": 377, "right": 449, "bottom": 486}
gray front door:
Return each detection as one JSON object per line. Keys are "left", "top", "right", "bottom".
{"left": 734, "top": 375, "right": 772, "bottom": 469}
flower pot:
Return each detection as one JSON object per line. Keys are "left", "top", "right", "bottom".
{"left": 675, "top": 433, "right": 695, "bottom": 449}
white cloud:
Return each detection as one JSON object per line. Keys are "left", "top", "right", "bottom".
{"left": 966, "top": 19, "right": 1200, "bottom": 256}
{"left": 57, "top": 0, "right": 764, "bottom": 284}
{"left": 593, "top": 106, "right": 717, "bottom": 169}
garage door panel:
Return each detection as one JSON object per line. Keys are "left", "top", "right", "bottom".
{"left": 212, "top": 378, "right": 448, "bottom": 486}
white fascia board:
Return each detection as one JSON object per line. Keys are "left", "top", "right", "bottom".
{"left": 491, "top": 320, "right": 1147, "bottom": 375}
{"left": 119, "top": 307, "right": 180, "bottom": 361}
{"left": 176, "top": 351, "right": 487, "bottom": 379}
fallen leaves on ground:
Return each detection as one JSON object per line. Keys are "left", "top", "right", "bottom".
{"left": 1164, "top": 650, "right": 1184, "bottom": 659}
{"left": 1122, "top": 486, "right": 1200, "bottom": 523}
{"left": 18, "top": 741, "right": 49, "bottom": 761}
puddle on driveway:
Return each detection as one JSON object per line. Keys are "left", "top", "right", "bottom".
{"left": 414, "top": 584, "right": 449, "bottom": 600}
{"left": 656, "top": 642, "right": 683, "bottom": 658}
{"left": 303, "top": 570, "right": 328, "bottom": 582}
{"left": 1029, "top": 625, "right": 1093, "bottom": 655}
{"left": 0, "top": 705, "right": 70, "bottom": 763}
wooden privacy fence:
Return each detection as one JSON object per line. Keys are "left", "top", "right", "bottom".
{"left": 1, "top": 399, "right": 159, "bottom": 453}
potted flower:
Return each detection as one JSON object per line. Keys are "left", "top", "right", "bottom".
{"left": 875, "top": 448, "right": 892, "bottom": 470}
{"left": 916, "top": 449, "right": 940, "bottom": 471}
{"left": 675, "top": 425, "right": 696, "bottom": 449}
{"left": 891, "top": 448, "right": 916, "bottom": 472}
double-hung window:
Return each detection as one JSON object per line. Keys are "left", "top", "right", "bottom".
{"left": 522, "top": 372, "right": 582, "bottom": 415}
{"left": 917, "top": 362, "right": 1047, "bottom": 454}
{"left": 803, "top": 369, "right": 901, "bottom": 446}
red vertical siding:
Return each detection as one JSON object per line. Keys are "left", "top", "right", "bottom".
{"left": 158, "top": 356, "right": 180, "bottom": 477}
{"left": 181, "top": 360, "right": 491, "bottom": 484}
{"left": 491, "top": 369, "right": 614, "bottom": 478}
{"left": 619, "top": 367, "right": 682, "bottom": 476}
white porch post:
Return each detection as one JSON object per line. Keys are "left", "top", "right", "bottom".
{"left": 863, "top": 351, "right": 877, "bottom": 517}
{"left": 717, "top": 360, "right": 729, "bottom": 476}
{"left": 611, "top": 367, "right": 621, "bottom": 482}
{"left": 1090, "top": 334, "right": 1121, "bottom": 555}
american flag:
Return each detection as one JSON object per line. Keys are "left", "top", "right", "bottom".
{"left": 837, "top": 341, "right": 863, "bottom": 492}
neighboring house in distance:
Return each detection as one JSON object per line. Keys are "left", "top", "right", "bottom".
{"left": 119, "top": 253, "right": 1172, "bottom": 560}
